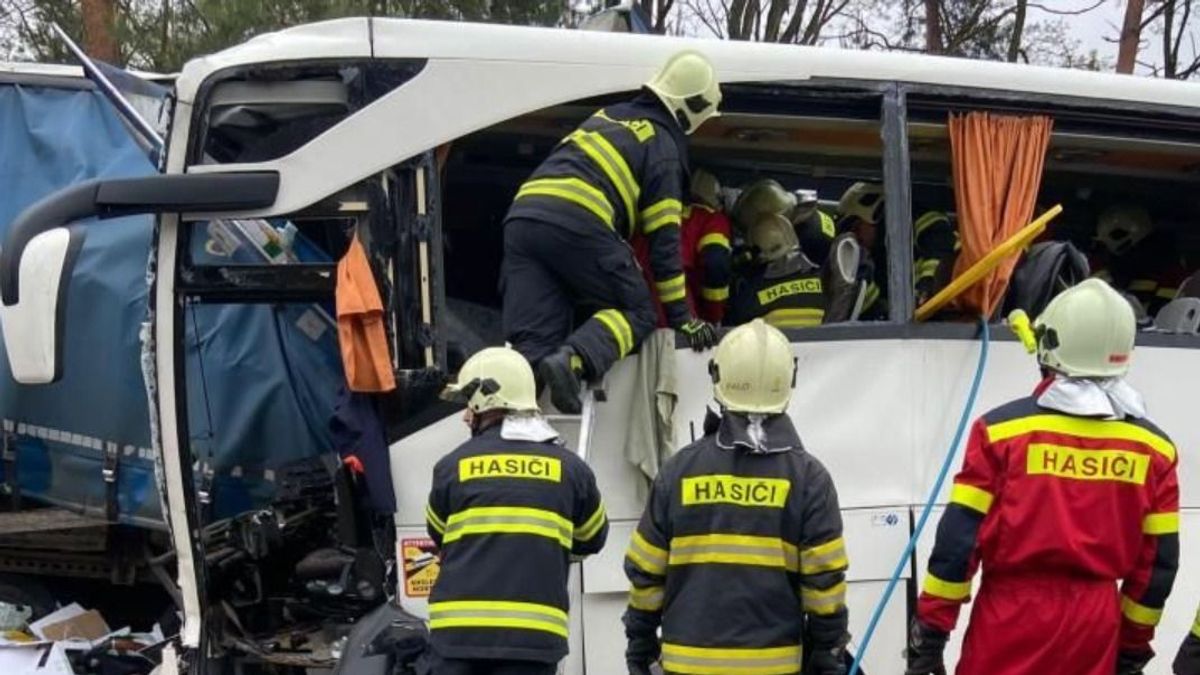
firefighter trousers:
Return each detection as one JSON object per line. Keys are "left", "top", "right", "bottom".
{"left": 429, "top": 654, "right": 558, "bottom": 675}
{"left": 957, "top": 574, "right": 1119, "bottom": 675}
{"left": 501, "top": 218, "right": 656, "bottom": 378}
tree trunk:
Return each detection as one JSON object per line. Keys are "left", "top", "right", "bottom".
{"left": 1164, "top": 0, "right": 1177, "bottom": 77}
{"left": 924, "top": 0, "right": 943, "bottom": 53}
{"left": 1116, "top": 0, "right": 1146, "bottom": 74}
{"left": 1007, "top": 0, "right": 1027, "bottom": 62}
{"left": 82, "top": 0, "right": 119, "bottom": 63}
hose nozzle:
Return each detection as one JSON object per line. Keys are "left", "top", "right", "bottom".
{"left": 1008, "top": 309, "right": 1037, "bottom": 354}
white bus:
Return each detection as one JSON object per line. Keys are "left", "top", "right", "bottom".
{"left": 4, "top": 17, "right": 1200, "bottom": 674}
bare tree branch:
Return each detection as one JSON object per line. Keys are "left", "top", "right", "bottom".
{"left": 1026, "top": 0, "right": 1104, "bottom": 16}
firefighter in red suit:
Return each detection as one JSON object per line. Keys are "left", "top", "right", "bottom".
{"left": 632, "top": 168, "right": 732, "bottom": 326}
{"left": 906, "top": 278, "right": 1180, "bottom": 675}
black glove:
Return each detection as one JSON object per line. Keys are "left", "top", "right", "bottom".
{"left": 807, "top": 646, "right": 847, "bottom": 675}
{"left": 904, "top": 619, "right": 948, "bottom": 675}
{"left": 626, "top": 660, "right": 654, "bottom": 675}
{"left": 677, "top": 318, "right": 718, "bottom": 351}
{"left": 1117, "top": 650, "right": 1153, "bottom": 675}
{"left": 1175, "top": 634, "right": 1200, "bottom": 675}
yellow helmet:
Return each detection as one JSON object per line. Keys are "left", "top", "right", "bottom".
{"left": 645, "top": 50, "right": 722, "bottom": 135}
{"left": 732, "top": 179, "right": 796, "bottom": 232}
{"left": 1096, "top": 205, "right": 1153, "bottom": 256}
{"left": 748, "top": 213, "right": 799, "bottom": 262}
{"left": 691, "top": 168, "right": 722, "bottom": 209}
{"left": 838, "top": 182, "right": 885, "bottom": 226}
{"left": 710, "top": 319, "right": 796, "bottom": 414}
{"left": 441, "top": 347, "right": 539, "bottom": 413}
{"left": 1034, "top": 278, "right": 1136, "bottom": 378}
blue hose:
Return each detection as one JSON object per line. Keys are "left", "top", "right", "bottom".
{"left": 847, "top": 318, "right": 990, "bottom": 675}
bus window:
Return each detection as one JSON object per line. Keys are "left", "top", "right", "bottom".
{"left": 909, "top": 104, "right": 1200, "bottom": 334}
{"left": 436, "top": 83, "right": 889, "bottom": 359}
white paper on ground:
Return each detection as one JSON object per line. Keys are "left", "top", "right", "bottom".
{"left": 29, "top": 604, "right": 86, "bottom": 640}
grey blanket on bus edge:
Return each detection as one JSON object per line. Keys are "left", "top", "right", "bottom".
{"left": 624, "top": 329, "right": 678, "bottom": 498}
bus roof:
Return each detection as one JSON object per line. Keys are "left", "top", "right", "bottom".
{"left": 176, "top": 17, "right": 1200, "bottom": 109}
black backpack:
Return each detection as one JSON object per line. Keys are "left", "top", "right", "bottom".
{"left": 1002, "top": 241, "right": 1090, "bottom": 319}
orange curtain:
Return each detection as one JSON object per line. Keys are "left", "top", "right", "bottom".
{"left": 336, "top": 234, "right": 397, "bottom": 393}
{"left": 949, "top": 112, "right": 1054, "bottom": 317}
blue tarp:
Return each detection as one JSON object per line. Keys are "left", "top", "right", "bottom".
{"left": 0, "top": 80, "right": 343, "bottom": 526}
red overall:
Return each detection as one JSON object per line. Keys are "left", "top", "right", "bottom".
{"left": 632, "top": 204, "right": 731, "bottom": 326}
{"left": 918, "top": 382, "right": 1180, "bottom": 675}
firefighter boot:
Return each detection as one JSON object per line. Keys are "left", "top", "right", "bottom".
{"left": 538, "top": 346, "right": 583, "bottom": 414}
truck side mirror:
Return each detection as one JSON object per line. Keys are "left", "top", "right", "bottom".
{"left": 0, "top": 172, "right": 278, "bottom": 384}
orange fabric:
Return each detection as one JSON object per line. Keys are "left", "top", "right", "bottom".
{"left": 949, "top": 112, "right": 1054, "bottom": 317}
{"left": 336, "top": 234, "right": 396, "bottom": 392}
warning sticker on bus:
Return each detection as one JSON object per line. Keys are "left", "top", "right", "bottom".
{"left": 401, "top": 538, "right": 441, "bottom": 598}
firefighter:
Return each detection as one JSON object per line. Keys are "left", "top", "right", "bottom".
{"left": 731, "top": 179, "right": 837, "bottom": 266}
{"left": 632, "top": 168, "right": 734, "bottom": 325}
{"left": 726, "top": 213, "right": 826, "bottom": 328}
{"left": 501, "top": 50, "right": 722, "bottom": 415}
{"left": 906, "top": 278, "right": 1180, "bottom": 675}
{"left": 425, "top": 347, "right": 608, "bottom": 675}
{"left": 623, "top": 319, "right": 850, "bottom": 675}
{"left": 1090, "top": 204, "right": 1189, "bottom": 318}
{"left": 837, "top": 182, "right": 957, "bottom": 319}
{"left": 1175, "top": 609, "right": 1200, "bottom": 675}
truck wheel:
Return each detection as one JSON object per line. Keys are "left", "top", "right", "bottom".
{"left": 0, "top": 574, "right": 57, "bottom": 620}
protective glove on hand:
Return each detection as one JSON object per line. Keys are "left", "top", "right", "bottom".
{"left": 1116, "top": 650, "right": 1153, "bottom": 675}
{"left": 626, "top": 660, "right": 654, "bottom": 675}
{"left": 904, "top": 619, "right": 949, "bottom": 675}
{"left": 807, "top": 647, "right": 848, "bottom": 675}
{"left": 676, "top": 318, "right": 718, "bottom": 351}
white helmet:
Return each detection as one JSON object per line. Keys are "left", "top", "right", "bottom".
{"left": 645, "top": 50, "right": 722, "bottom": 135}
{"left": 1096, "top": 205, "right": 1152, "bottom": 256}
{"left": 710, "top": 319, "right": 796, "bottom": 414}
{"left": 1034, "top": 278, "right": 1136, "bottom": 378}
{"left": 691, "top": 169, "right": 722, "bottom": 209}
{"left": 441, "top": 347, "right": 539, "bottom": 413}
{"left": 732, "top": 179, "right": 796, "bottom": 232}
{"left": 838, "top": 182, "right": 885, "bottom": 226}
{"left": 748, "top": 213, "right": 799, "bottom": 262}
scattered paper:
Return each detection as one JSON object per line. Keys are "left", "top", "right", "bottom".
{"left": 30, "top": 604, "right": 86, "bottom": 641}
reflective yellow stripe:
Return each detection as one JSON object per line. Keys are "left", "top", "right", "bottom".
{"left": 661, "top": 642, "right": 802, "bottom": 675}
{"left": 429, "top": 600, "right": 568, "bottom": 638}
{"left": 915, "top": 211, "right": 948, "bottom": 236}
{"left": 923, "top": 572, "right": 971, "bottom": 601}
{"left": 801, "top": 581, "right": 847, "bottom": 615}
{"left": 1130, "top": 279, "right": 1157, "bottom": 292}
{"left": 1122, "top": 595, "right": 1163, "bottom": 626}
{"left": 764, "top": 308, "right": 824, "bottom": 329}
{"left": 1143, "top": 511, "right": 1179, "bottom": 535}
{"left": 443, "top": 506, "right": 573, "bottom": 548}
{"left": 627, "top": 530, "right": 669, "bottom": 576}
{"left": 642, "top": 198, "right": 684, "bottom": 234}
{"left": 819, "top": 211, "right": 836, "bottom": 238}
{"left": 950, "top": 483, "right": 994, "bottom": 514}
{"left": 702, "top": 286, "right": 729, "bottom": 302}
{"left": 425, "top": 503, "right": 446, "bottom": 534}
{"left": 698, "top": 232, "right": 731, "bottom": 250}
{"left": 629, "top": 585, "right": 664, "bottom": 611}
{"left": 516, "top": 177, "right": 614, "bottom": 229}
{"left": 1157, "top": 287, "right": 1178, "bottom": 300}
{"left": 657, "top": 274, "right": 687, "bottom": 303}
{"left": 575, "top": 502, "right": 607, "bottom": 542}
{"left": 1192, "top": 605, "right": 1200, "bottom": 638}
{"left": 863, "top": 283, "right": 880, "bottom": 310}
{"left": 915, "top": 258, "right": 940, "bottom": 281}
{"left": 986, "top": 415, "right": 1176, "bottom": 462}
{"left": 569, "top": 130, "right": 638, "bottom": 226}
{"left": 594, "top": 309, "right": 634, "bottom": 357}
{"left": 800, "top": 537, "right": 847, "bottom": 575}
{"left": 670, "top": 533, "right": 799, "bottom": 571}
{"left": 594, "top": 109, "right": 656, "bottom": 142}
